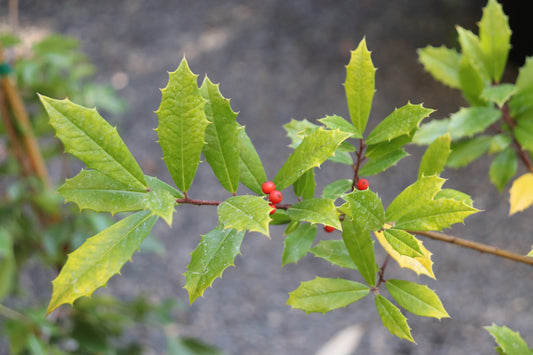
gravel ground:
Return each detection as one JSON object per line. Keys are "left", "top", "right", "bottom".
{"left": 3, "top": 0, "right": 533, "bottom": 354}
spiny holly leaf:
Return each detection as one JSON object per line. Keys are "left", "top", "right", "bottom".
{"left": 287, "top": 277, "right": 369, "bottom": 314}
{"left": 412, "top": 119, "right": 450, "bottom": 145}
{"left": 382, "top": 229, "right": 424, "bottom": 258}
{"left": 318, "top": 115, "right": 362, "bottom": 138}
{"left": 375, "top": 295, "right": 415, "bottom": 343}
{"left": 447, "top": 136, "right": 492, "bottom": 168}
{"left": 274, "top": 128, "right": 351, "bottom": 191}
{"left": 47, "top": 210, "right": 158, "bottom": 314}
{"left": 341, "top": 189, "right": 385, "bottom": 231}
{"left": 479, "top": 0, "right": 512, "bottom": 83}
{"left": 375, "top": 230, "right": 435, "bottom": 279}
{"left": 510, "top": 57, "right": 533, "bottom": 122}
{"left": 287, "top": 198, "right": 341, "bottom": 230}
{"left": 481, "top": 84, "right": 516, "bottom": 107}
{"left": 447, "top": 107, "right": 501, "bottom": 140}
{"left": 310, "top": 240, "right": 358, "bottom": 270}
{"left": 293, "top": 168, "right": 315, "bottom": 200}
{"left": 418, "top": 134, "right": 451, "bottom": 178}
{"left": 345, "top": 38, "right": 376, "bottom": 134}
{"left": 509, "top": 173, "right": 533, "bottom": 215}
{"left": 435, "top": 188, "right": 474, "bottom": 207}
{"left": 385, "top": 279, "right": 449, "bottom": 320}
{"left": 184, "top": 225, "right": 245, "bottom": 304}
{"left": 457, "top": 26, "right": 490, "bottom": 83}
{"left": 200, "top": 77, "right": 240, "bottom": 194}
{"left": 155, "top": 58, "right": 209, "bottom": 193}
{"left": 365, "top": 103, "right": 434, "bottom": 145}
{"left": 342, "top": 217, "right": 377, "bottom": 286}
{"left": 238, "top": 127, "right": 267, "bottom": 195}
{"left": 386, "top": 175, "right": 445, "bottom": 222}
{"left": 283, "top": 119, "right": 320, "bottom": 148}
{"left": 281, "top": 223, "right": 317, "bottom": 266}
{"left": 328, "top": 150, "right": 354, "bottom": 165}
{"left": 359, "top": 149, "right": 409, "bottom": 176}
{"left": 365, "top": 133, "right": 414, "bottom": 158}
{"left": 218, "top": 195, "right": 271, "bottom": 237}
{"left": 458, "top": 52, "right": 487, "bottom": 106}
{"left": 490, "top": 148, "right": 517, "bottom": 192}
{"left": 485, "top": 324, "right": 532, "bottom": 355}
{"left": 417, "top": 46, "right": 461, "bottom": 89}
{"left": 57, "top": 170, "right": 178, "bottom": 225}
{"left": 39, "top": 95, "right": 147, "bottom": 191}
{"left": 321, "top": 179, "right": 352, "bottom": 200}
{"left": 490, "top": 134, "right": 512, "bottom": 154}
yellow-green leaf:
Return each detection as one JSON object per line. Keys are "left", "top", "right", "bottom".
{"left": 345, "top": 38, "right": 376, "bottom": 134}
{"left": 218, "top": 195, "right": 271, "bottom": 237}
{"left": 509, "top": 173, "right": 533, "bottom": 215}
{"left": 375, "top": 295, "right": 415, "bottom": 343}
{"left": 47, "top": 210, "right": 158, "bottom": 314}
{"left": 342, "top": 217, "right": 377, "bottom": 286}
{"left": 375, "top": 230, "right": 435, "bottom": 279}
{"left": 417, "top": 45, "right": 461, "bottom": 89}
{"left": 418, "top": 134, "right": 451, "bottom": 178}
{"left": 386, "top": 279, "right": 449, "bottom": 320}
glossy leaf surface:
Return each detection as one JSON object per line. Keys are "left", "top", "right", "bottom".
{"left": 375, "top": 295, "right": 415, "bottom": 343}
{"left": 310, "top": 240, "right": 358, "bottom": 270}
{"left": 238, "top": 127, "right": 267, "bottom": 195}
{"left": 418, "top": 134, "right": 451, "bottom": 178}
{"left": 218, "top": 196, "right": 271, "bottom": 237}
{"left": 282, "top": 223, "right": 317, "bottom": 266}
{"left": 386, "top": 279, "right": 449, "bottom": 319}
{"left": 287, "top": 198, "right": 341, "bottom": 230}
{"left": 342, "top": 217, "right": 377, "bottom": 286}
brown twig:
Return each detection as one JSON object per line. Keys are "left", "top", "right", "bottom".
{"left": 411, "top": 230, "right": 533, "bottom": 266}
{"left": 351, "top": 139, "right": 366, "bottom": 191}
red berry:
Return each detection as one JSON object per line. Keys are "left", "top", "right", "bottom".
{"left": 269, "top": 203, "right": 276, "bottom": 215}
{"left": 269, "top": 190, "right": 283, "bottom": 204}
{"left": 262, "top": 181, "right": 276, "bottom": 194}
{"left": 357, "top": 179, "right": 369, "bottom": 190}
{"left": 324, "top": 225, "right": 335, "bottom": 233}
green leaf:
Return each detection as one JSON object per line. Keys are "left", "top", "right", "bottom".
{"left": 342, "top": 217, "right": 377, "bottom": 286}
{"left": 417, "top": 46, "right": 461, "bottom": 89}
{"left": 412, "top": 119, "right": 450, "bottom": 145}
{"left": 309, "top": 240, "right": 358, "bottom": 270}
{"left": 366, "top": 103, "right": 434, "bottom": 145}
{"left": 382, "top": 229, "right": 424, "bottom": 258}
{"left": 200, "top": 77, "right": 240, "bottom": 193}
{"left": 39, "top": 95, "right": 147, "bottom": 190}
{"left": 318, "top": 115, "right": 362, "bottom": 138}
{"left": 341, "top": 189, "right": 385, "bottom": 231}
{"left": 322, "top": 179, "right": 353, "bottom": 200}
{"left": 481, "top": 84, "right": 516, "bottom": 107}
{"left": 393, "top": 196, "right": 479, "bottom": 231}
{"left": 490, "top": 134, "right": 512, "bottom": 153}
{"left": 217, "top": 195, "right": 271, "bottom": 237}
{"left": 479, "top": 0, "right": 512, "bottom": 83}
{"left": 459, "top": 53, "right": 487, "bottom": 106}
{"left": 293, "top": 168, "right": 315, "bottom": 200}
{"left": 0, "top": 229, "right": 15, "bottom": 301}
{"left": 184, "top": 225, "right": 246, "bottom": 303}
{"left": 269, "top": 209, "right": 292, "bottom": 225}
{"left": 447, "top": 135, "right": 492, "bottom": 168}
{"left": 47, "top": 210, "right": 158, "bottom": 314}
{"left": 57, "top": 170, "right": 177, "bottom": 225}
{"left": 345, "top": 38, "right": 376, "bottom": 134}
{"left": 274, "top": 128, "right": 351, "bottom": 191}
{"left": 418, "top": 133, "right": 451, "bottom": 178}
{"left": 238, "top": 127, "right": 267, "bottom": 195}
{"left": 448, "top": 107, "right": 501, "bottom": 140}
{"left": 155, "top": 58, "right": 209, "bottom": 192}
{"left": 375, "top": 295, "right": 415, "bottom": 343}
{"left": 386, "top": 175, "right": 445, "bottom": 222}
{"left": 435, "top": 188, "right": 474, "bottom": 207}
{"left": 287, "top": 198, "right": 341, "bottom": 230}
{"left": 365, "top": 133, "right": 414, "bottom": 158}
{"left": 281, "top": 223, "right": 317, "bottom": 266}
{"left": 385, "top": 279, "right": 449, "bottom": 319}
{"left": 287, "top": 277, "right": 369, "bottom": 314}
{"left": 485, "top": 324, "right": 532, "bottom": 355}
{"left": 283, "top": 119, "right": 320, "bottom": 148}
{"left": 514, "top": 119, "right": 533, "bottom": 152}
{"left": 328, "top": 150, "right": 354, "bottom": 165}
{"left": 490, "top": 148, "right": 517, "bottom": 192}
{"left": 359, "top": 149, "right": 409, "bottom": 176}
{"left": 510, "top": 57, "right": 533, "bottom": 122}
{"left": 457, "top": 26, "right": 490, "bottom": 83}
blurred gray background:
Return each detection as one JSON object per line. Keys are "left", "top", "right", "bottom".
{"left": 3, "top": 0, "right": 533, "bottom": 354}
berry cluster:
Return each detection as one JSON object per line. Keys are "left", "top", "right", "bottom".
{"left": 262, "top": 181, "right": 283, "bottom": 215}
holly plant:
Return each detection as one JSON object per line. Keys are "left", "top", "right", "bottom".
{"left": 416, "top": 0, "right": 533, "bottom": 216}
{"left": 37, "top": 34, "right": 484, "bottom": 343}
